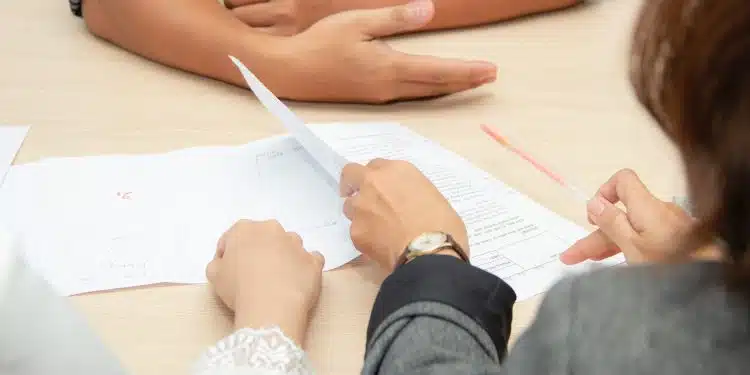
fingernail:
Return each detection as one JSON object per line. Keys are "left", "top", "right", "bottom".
{"left": 471, "top": 63, "right": 497, "bottom": 83}
{"left": 479, "top": 73, "right": 497, "bottom": 84}
{"left": 406, "top": 0, "right": 433, "bottom": 23}
{"left": 587, "top": 196, "right": 607, "bottom": 217}
{"left": 559, "top": 251, "right": 575, "bottom": 265}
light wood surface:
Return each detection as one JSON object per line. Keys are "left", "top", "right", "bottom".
{"left": 0, "top": 0, "right": 684, "bottom": 374}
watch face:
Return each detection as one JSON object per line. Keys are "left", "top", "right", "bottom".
{"left": 410, "top": 232, "right": 449, "bottom": 252}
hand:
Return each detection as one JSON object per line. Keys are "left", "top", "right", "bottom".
{"left": 341, "top": 159, "right": 468, "bottom": 271}
{"left": 264, "top": 0, "right": 497, "bottom": 103}
{"left": 206, "top": 220, "right": 325, "bottom": 345}
{"left": 560, "top": 169, "right": 694, "bottom": 265}
{"left": 226, "top": 0, "right": 335, "bottom": 36}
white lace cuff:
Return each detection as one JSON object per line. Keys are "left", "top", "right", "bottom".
{"left": 194, "top": 326, "right": 313, "bottom": 375}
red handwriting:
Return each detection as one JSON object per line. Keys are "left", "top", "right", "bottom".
{"left": 116, "top": 192, "right": 133, "bottom": 200}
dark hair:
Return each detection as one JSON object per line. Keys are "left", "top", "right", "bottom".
{"left": 630, "top": 0, "right": 750, "bottom": 291}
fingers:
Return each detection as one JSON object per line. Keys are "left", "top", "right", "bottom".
{"left": 287, "top": 231, "right": 304, "bottom": 248}
{"left": 587, "top": 195, "right": 638, "bottom": 247}
{"left": 393, "top": 53, "right": 496, "bottom": 86}
{"left": 596, "top": 169, "right": 665, "bottom": 232}
{"left": 378, "top": 52, "right": 496, "bottom": 100}
{"left": 591, "top": 248, "right": 622, "bottom": 261}
{"left": 343, "top": 190, "right": 362, "bottom": 220}
{"left": 345, "top": 0, "right": 434, "bottom": 38}
{"left": 310, "top": 251, "right": 326, "bottom": 270}
{"left": 366, "top": 158, "right": 390, "bottom": 169}
{"left": 206, "top": 259, "right": 219, "bottom": 282}
{"left": 215, "top": 231, "right": 228, "bottom": 259}
{"left": 340, "top": 163, "right": 367, "bottom": 196}
{"left": 394, "top": 81, "right": 480, "bottom": 100}
{"left": 560, "top": 229, "right": 621, "bottom": 265}
{"left": 232, "top": 2, "right": 278, "bottom": 27}
{"left": 343, "top": 159, "right": 391, "bottom": 218}
{"left": 598, "top": 169, "right": 659, "bottom": 211}
{"left": 224, "top": 0, "right": 267, "bottom": 9}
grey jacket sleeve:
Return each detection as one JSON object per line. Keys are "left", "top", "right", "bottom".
{"left": 361, "top": 255, "right": 517, "bottom": 375}
{"left": 0, "top": 235, "right": 128, "bottom": 375}
{"left": 498, "top": 278, "right": 574, "bottom": 374}
{"left": 362, "top": 254, "right": 576, "bottom": 375}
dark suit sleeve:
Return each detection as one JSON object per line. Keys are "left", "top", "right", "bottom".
{"left": 362, "top": 255, "right": 516, "bottom": 375}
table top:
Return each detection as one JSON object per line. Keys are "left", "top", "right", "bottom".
{"left": 0, "top": 0, "right": 684, "bottom": 374}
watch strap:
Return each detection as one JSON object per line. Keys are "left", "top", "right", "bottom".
{"left": 397, "top": 233, "right": 469, "bottom": 267}
{"left": 70, "top": 0, "right": 83, "bottom": 17}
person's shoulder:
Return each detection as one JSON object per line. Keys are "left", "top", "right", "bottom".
{"left": 542, "top": 262, "right": 725, "bottom": 329}
{"left": 569, "top": 262, "right": 723, "bottom": 299}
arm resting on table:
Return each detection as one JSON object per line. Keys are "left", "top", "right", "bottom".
{"left": 342, "top": 0, "right": 584, "bottom": 32}
{"left": 362, "top": 255, "right": 517, "bottom": 375}
{"left": 81, "top": 0, "right": 281, "bottom": 89}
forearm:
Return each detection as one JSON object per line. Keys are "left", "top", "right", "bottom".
{"left": 82, "top": 0, "right": 280, "bottom": 87}
{"left": 342, "top": 0, "right": 583, "bottom": 31}
{"left": 363, "top": 255, "right": 516, "bottom": 375}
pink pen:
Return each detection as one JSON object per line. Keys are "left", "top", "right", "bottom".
{"left": 480, "top": 124, "right": 589, "bottom": 203}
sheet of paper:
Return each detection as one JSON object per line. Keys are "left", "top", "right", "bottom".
{"left": 0, "top": 136, "right": 358, "bottom": 295}
{"left": 0, "top": 126, "right": 29, "bottom": 186}
{"left": 229, "top": 56, "right": 348, "bottom": 188}
{"left": 313, "top": 123, "right": 624, "bottom": 300}
{"left": 0, "top": 122, "right": 621, "bottom": 298}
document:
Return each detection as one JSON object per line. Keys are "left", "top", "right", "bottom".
{"left": 315, "top": 123, "right": 624, "bottom": 298}
{"left": 0, "top": 123, "right": 621, "bottom": 298}
{"left": 0, "top": 126, "right": 29, "bottom": 185}
{"left": 230, "top": 56, "right": 348, "bottom": 188}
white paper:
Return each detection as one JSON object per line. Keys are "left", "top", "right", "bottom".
{"left": 0, "top": 122, "right": 621, "bottom": 298}
{"left": 0, "top": 126, "right": 29, "bottom": 186}
{"left": 314, "top": 123, "right": 624, "bottom": 299}
{"left": 0, "top": 136, "right": 358, "bottom": 295}
{"left": 229, "top": 56, "right": 349, "bottom": 187}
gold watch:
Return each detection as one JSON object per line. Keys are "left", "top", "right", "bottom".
{"left": 397, "top": 231, "right": 470, "bottom": 266}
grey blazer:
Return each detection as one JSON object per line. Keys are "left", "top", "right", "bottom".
{"left": 361, "top": 255, "right": 750, "bottom": 375}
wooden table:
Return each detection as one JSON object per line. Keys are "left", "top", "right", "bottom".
{"left": 0, "top": 0, "right": 684, "bottom": 374}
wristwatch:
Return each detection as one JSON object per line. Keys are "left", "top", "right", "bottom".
{"left": 397, "top": 231, "right": 470, "bottom": 266}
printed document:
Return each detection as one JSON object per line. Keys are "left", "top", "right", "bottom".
{"left": 0, "top": 123, "right": 621, "bottom": 297}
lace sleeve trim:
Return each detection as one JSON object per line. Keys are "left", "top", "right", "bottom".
{"left": 194, "top": 326, "right": 313, "bottom": 375}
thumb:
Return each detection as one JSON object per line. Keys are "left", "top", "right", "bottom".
{"left": 587, "top": 195, "right": 637, "bottom": 247}
{"left": 343, "top": 0, "right": 434, "bottom": 38}
{"left": 310, "top": 251, "right": 326, "bottom": 270}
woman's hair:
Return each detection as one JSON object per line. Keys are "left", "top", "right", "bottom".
{"left": 630, "top": 0, "right": 750, "bottom": 291}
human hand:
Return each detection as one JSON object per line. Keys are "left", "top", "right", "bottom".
{"left": 341, "top": 159, "right": 468, "bottom": 271}
{"left": 264, "top": 0, "right": 496, "bottom": 103}
{"left": 226, "top": 0, "right": 335, "bottom": 36}
{"left": 206, "top": 220, "right": 325, "bottom": 345}
{"left": 560, "top": 169, "right": 694, "bottom": 265}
